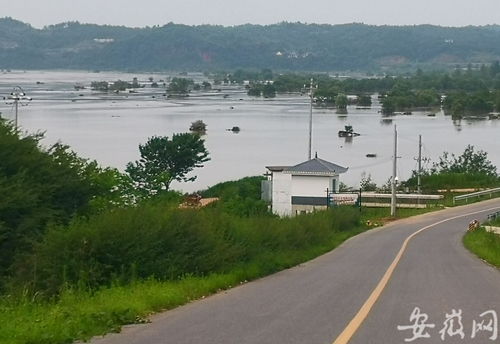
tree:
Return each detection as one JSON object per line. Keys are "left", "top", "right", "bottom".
{"left": 381, "top": 97, "right": 396, "bottom": 114}
{"left": 189, "top": 120, "right": 207, "bottom": 133}
{"left": 0, "top": 120, "right": 129, "bottom": 284}
{"left": 357, "top": 94, "right": 372, "bottom": 106}
{"left": 360, "top": 172, "right": 377, "bottom": 191}
{"left": 262, "top": 83, "right": 276, "bottom": 98}
{"left": 247, "top": 84, "right": 262, "bottom": 96}
{"left": 168, "top": 78, "right": 194, "bottom": 94}
{"left": 432, "top": 145, "right": 497, "bottom": 177}
{"left": 91, "top": 81, "right": 109, "bottom": 91}
{"left": 336, "top": 93, "right": 348, "bottom": 109}
{"left": 126, "top": 133, "right": 210, "bottom": 197}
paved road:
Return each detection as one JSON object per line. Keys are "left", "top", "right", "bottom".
{"left": 92, "top": 199, "right": 500, "bottom": 344}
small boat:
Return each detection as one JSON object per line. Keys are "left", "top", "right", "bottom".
{"left": 366, "top": 153, "right": 377, "bottom": 158}
{"left": 227, "top": 126, "right": 240, "bottom": 132}
{"left": 338, "top": 125, "right": 360, "bottom": 137}
{"left": 427, "top": 113, "right": 436, "bottom": 117}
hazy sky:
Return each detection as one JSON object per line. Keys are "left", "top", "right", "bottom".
{"left": 3, "top": 0, "right": 500, "bottom": 28}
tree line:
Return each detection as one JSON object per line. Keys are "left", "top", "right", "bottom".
{"left": 3, "top": 18, "right": 500, "bottom": 71}
{"left": 224, "top": 63, "right": 500, "bottom": 115}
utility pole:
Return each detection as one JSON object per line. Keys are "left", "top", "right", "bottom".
{"left": 417, "top": 134, "right": 422, "bottom": 194}
{"left": 4, "top": 86, "right": 31, "bottom": 129}
{"left": 391, "top": 125, "right": 398, "bottom": 217}
{"left": 305, "top": 78, "right": 316, "bottom": 160}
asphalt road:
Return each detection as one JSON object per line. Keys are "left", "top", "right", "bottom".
{"left": 91, "top": 199, "right": 500, "bottom": 344}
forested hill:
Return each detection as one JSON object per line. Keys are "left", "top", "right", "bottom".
{"left": 1, "top": 17, "right": 500, "bottom": 71}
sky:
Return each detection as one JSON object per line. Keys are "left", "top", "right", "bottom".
{"left": 2, "top": 0, "right": 500, "bottom": 28}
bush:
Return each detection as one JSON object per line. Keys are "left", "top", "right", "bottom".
{"left": 19, "top": 204, "right": 360, "bottom": 296}
{"left": 200, "top": 176, "right": 269, "bottom": 217}
{"left": 405, "top": 172, "right": 499, "bottom": 191}
{"left": 0, "top": 121, "right": 129, "bottom": 286}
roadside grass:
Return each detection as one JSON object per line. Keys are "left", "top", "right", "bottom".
{"left": 0, "top": 205, "right": 428, "bottom": 344}
{"left": 3, "top": 181, "right": 491, "bottom": 344}
{"left": 0, "top": 231, "right": 362, "bottom": 344}
{"left": 446, "top": 191, "right": 500, "bottom": 207}
{"left": 0, "top": 275, "right": 241, "bottom": 344}
{"left": 489, "top": 217, "right": 500, "bottom": 226}
{"left": 463, "top": 227, "right": 500, "bottom": 268}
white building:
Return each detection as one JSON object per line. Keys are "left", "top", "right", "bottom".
{"left": 263, "top": 157, "right": 348, "bottom": 217}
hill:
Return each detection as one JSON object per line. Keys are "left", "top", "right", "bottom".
{"left": 1, "top": 18, "right": 500, "bottom": 71}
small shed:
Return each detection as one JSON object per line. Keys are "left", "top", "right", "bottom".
{"left": 263, "top": 156, "right": 348, "bottom": 217}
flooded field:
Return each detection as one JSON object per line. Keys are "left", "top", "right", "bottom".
{"left": 1, "top": 70, "right": 499, "bottom": 192}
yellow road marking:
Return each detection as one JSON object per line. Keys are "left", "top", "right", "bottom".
{"left": 332, "top": 205, "right": 500, "bottom": 344}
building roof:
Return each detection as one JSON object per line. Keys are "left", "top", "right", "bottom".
{"left": 266, "top": 157, "right": 348, "bottom": 176}
{"left": 265, "top": 166, "right": 290, "bottom": 172}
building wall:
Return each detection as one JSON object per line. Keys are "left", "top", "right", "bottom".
{"left": 271, "top": 172, "right": 292, "bottom": 216}
{"left": 291, "top": 175, "right": 337, "bottom": 197}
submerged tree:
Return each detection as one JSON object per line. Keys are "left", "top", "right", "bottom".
{"left": 335, "top": 93, "right": 348, "bottom": 110}
{"left": 189, "top": 120, "right": 207, "bottom": 133}
{"left": 126, "top": 133, "right": 210, "bottom": 197}
{"left": 167, "top": 78, "right": 194, "bottom": 94}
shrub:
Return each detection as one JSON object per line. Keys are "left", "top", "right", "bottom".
{"left": 18, "top": 204, "right": 360, "bottom": 296}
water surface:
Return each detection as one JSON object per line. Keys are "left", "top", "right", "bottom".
{"left": 1, "top": 70, "right": 498, "bottom": 192}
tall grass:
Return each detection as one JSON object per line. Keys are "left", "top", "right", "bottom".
{"left": 1, "top": 205, "right": 370, "bottom": 344}
{"left": 11, "top": 204, "right": 362, "bottom": 297}
{"left": 464, "top": 228, "right": 500, "bottom": 268}
{"left": 0, "top": 175, "right": 438, "bottom": 344}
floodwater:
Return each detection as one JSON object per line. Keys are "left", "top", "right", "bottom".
{"left": 1, "top": 70, "right": 499, "bottom": 192}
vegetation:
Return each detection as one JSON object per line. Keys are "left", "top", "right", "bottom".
{"left": 1, "top": 205, "right": 367, "bottom": 344}
{"left": 360, "top": 173, "right": 378, "bottom": 192}
{"left": 211, "top": 64, "right": 498, "bottom": 116}
{"left": 200, "top": 176, "right": 269, "bottom": 217}
{"left": 381, "top": 84, "right": 441, "bottom": 113}
{"left": 431, "top": 145, "right": 497, "bottom": 177}
{"left": 335, "top": 93, "right": 348, "bottom": 110}
{"left": 464, "top": 227, "right": 500, "bottom": 268}
{"left": 189, "top": 120, "right": 207, "bottom": 134}
{"left": 4, "top": 18, "right": 500, "bottom": 71}
{"left": 0, "top": 121, "right": 437, "bottom": 343}
{"left": 167, "top": 78, "right": 194, "bottom": 94}
{"left": 126, "top": 133, "right": 210, "bottom": 197}
{"left": 404, "top": 145, "right": 500, "bottom": 192}
{"left": 443, "top": 90, "right": 498, "bottom": 117}
{"left": 91, "top": 79, "right": 143, "bottom": 92}
{"left": 247, "top": 83, "right": 276, "bottom": 98}
{"left": 357, "top": 95, "right": 372, "bottom": 107}
{"left": 0, "top": 120, "right": 130, "bottom": 290}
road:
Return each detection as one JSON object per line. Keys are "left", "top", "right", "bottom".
{"left": 91, "top": 199, "right": 500, "bottom": 344}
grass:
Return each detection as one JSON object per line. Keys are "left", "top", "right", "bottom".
{"left": 447, "top": 190, "right": 500, "bottom": 207}
{"left": 463, "top": 223, "right": 500, "bottom": 268}
{"left": 0, "top": 275, "right": 241, "bottom": 344}
{"left": 0, "top": 206, "right": 430, "bottom": 344}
